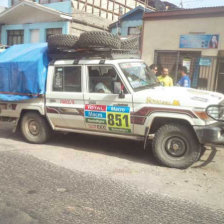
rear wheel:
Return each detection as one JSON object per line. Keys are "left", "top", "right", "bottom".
{"left": 152, "top": 124, "right": 201, "bottom": 169}
{"left": 21, "top": 112, "right": 52, "bottom": 144}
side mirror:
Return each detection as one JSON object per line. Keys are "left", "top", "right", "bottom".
{"left": 206, "top": 105, "right": 224, "bottom": 122}
{"left": 119, "top": 90, "right": 125, "bottom": 99}
{"left": 114, "top": 82, "right": 125, "bottom": 98}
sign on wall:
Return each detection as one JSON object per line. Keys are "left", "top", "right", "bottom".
{"left": 199, "top": 58, "right": 212, "bottom": 66}
{"left": 180, "top": 34, "right": 219, "bottom": 49}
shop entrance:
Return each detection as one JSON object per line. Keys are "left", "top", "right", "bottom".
{"left": 154, "top": 50, "right": 218, "bottom": 91}
{"left": 154, "top": 50, "right": 201, "bottom": 84}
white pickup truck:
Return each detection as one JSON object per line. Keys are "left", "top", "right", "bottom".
{"left": 0, "top": 54, "right": 224, "bottom": 169}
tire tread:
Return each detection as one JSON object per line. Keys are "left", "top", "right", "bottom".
{"left": 152, "top": 123, "right": 200, "bottom": 169}
{"left": 21, "top": 112, "right": 52, "bottom": 144}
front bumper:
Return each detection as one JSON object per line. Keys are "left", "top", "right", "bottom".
{"left": 194, "top": 122, "right": 224, "bottom": 144}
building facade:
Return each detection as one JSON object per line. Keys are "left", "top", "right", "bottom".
{"left": 0, "top": 1, "right": 72, "bottom": 45}
{"left": 142, "top": 7, "right": 224, "bottom": 93}
{"left": 0, "top": 0, "right": 111, "bottom": 46}
{"left": 8, "top": 0, "right": 154, "bottom": 21}
{"left": 109, "top": 6, "right": 152, "bottom": 37}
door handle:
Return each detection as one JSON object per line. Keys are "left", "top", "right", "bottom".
{"left": 113, "top": 104, "right": 128, "bottom": 107}
{"left": 89, "top": 100, "right": 96, "bottom": 104}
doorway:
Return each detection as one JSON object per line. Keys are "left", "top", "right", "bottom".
{"left": 217, "top": 59, "right": 224, "bottom": 94}
{"left": 155, "top": 50, "right": 201, "bottom": 84}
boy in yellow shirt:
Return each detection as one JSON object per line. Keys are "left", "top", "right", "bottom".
{"left": 158, "top": 67, "right": 173, "bottom": 87}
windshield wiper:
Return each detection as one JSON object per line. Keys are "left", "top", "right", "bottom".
{"left": 148, "top": 82, "right": 161, "bottom": 88}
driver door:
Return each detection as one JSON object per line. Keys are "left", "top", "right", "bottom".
{"left": 83, "top": 65, "right": 134, "bottom": 134}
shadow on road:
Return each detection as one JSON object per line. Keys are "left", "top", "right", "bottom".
{"left": 49, "top": 132, "right": 158, "bottom": 166}
{"left": 192, "top": 145, "right": 217, "bottom": 168}
{"left": 0, "top": 127, "right": 158, "bottom": 166}
{"left": 1, "top": 124, "right": 219, "bottom": 168}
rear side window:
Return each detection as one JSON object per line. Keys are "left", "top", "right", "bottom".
{"left": 53, "top": 66, "right": 81, "bottom": 92}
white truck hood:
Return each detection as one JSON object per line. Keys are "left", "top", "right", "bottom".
{"left": 135, "top": 87, "right": 224, "bottom": 109}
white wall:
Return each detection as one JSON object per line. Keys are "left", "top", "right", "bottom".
{"left": 142, "top": 16, "right": 224, "bottom": 65}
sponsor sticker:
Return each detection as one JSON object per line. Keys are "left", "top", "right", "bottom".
{"left": 60, "top": 99, "right": 75, "bottom": 104}
{"left": 84, "top": 111, "right": 106, "bottom": 119}
{"left": 85, "top": 104, "right": 106, "bottom": 111}
{"left": 146, "top": 97, "right": 180, "bottom": 106}
{"left": 107, "top": 106, "right": 131, "bottom": 131}
{"left": 85, "top": 118, "right": 107, "bottom": 124}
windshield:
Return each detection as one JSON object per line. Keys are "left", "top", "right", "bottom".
{"left": 120, "top": 62, "right": 158, "bottom": 91}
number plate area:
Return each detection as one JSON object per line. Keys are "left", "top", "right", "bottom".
{"left": 107, "top": 106, "right": 131, "bottom": 133}
{"left": 85, "top": 104, "right": 131, "bottom": 133}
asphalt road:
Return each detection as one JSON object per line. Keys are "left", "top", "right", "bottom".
{"left": 0, "top": 123, "right": 224, "bottom": 224}
{"left": 0, "top": 151, "right": 224, "bottom": 224}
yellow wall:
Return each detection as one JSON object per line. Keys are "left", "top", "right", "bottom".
{"left": 142, "top": 16, "right": 224, "bottom": 65}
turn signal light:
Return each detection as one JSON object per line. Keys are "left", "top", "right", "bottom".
{"left": 194, "top": 111, "right": 209, "bottom": 120}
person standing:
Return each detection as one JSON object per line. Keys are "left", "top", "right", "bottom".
{"left": 149, "top": 64, "right": 158, "bottom": 76}
{"left": 157, "top": 67, "right": 173, "bottom": 87}
{"left": 177, "top": 66, "right": 191, "bottom": 88}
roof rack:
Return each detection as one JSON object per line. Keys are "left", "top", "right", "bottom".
{"left": 48, "top": 48, "right": 140, "bottom": 60}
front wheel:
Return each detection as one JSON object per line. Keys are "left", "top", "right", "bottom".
{"left": 152, "top": 124, "right": 201, "bottom": 169}
{"left": 21, "top": 112, "right": 52, "bottom": 144}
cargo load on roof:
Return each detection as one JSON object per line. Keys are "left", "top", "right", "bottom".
{"left": 0, "top": 43, "right": 49, "bottom": 101}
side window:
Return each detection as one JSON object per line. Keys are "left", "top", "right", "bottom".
{"left": 53, "top": 66, "right": 81, "bottom": 92}
{"left": 88, "top": 66, "right": 127, "bottom": 94}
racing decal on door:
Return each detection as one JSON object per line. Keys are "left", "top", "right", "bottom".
{"left": 107, "top": 106, "right": 131, "bottom": 133}
{"left": 84, "top": 104, "right": 131, "bottom": 133}
{"left": 85, "top": 105, "right": 107, "bottom": 130}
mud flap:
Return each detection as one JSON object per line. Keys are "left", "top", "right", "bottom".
{"left": 12, "top": 118, "right": 20, "bottom": 133}
{"left": 143, "top": 127, "right": 150, "bottom": 150}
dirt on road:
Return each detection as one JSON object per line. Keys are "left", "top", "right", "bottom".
{"left": 0, "top": 122, "right": 224, "bottom": 210}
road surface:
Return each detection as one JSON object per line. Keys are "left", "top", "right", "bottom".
{"left": 0, "top": 123, "right": 224, "bottom": 223}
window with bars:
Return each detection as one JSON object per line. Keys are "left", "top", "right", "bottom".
{"left": 128, "top": 27, "right": 140, "bottom": 36}
{"left": 7, "top": 30, "right": 24, "bottom": 46}
{"left": 46, "top": 28, "right": 62, "bottom": 41}
{"left": 53, "top": 66, "right": 82, "bottom": 92}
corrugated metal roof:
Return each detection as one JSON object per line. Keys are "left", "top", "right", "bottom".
{"left": 144, "top": 5, "right": 224, "bottom": 20}
{"left": 110, "top": 5, "right": 152, "bottom": 28}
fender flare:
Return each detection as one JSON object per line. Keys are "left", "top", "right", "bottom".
{"left": 143, "top": 112, "right": 196, "bottom": 149}
{"left": 14, "top": 107, "right": 46, "bottom": 132}
{"left": 145, "top": 112, "right": 195, "bottom": 130}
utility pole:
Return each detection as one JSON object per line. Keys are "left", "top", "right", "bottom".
{"left": 117, "top": 6, "right": 123, "bottom": 36}
{"left": 180, "top": 0, "right": 183, "bottom": 8}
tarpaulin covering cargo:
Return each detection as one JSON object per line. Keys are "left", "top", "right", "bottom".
{"left": 0, "top": 43, "right": 49, "bottom": 101}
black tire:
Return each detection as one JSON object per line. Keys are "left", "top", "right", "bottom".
{"left": 76, "top": 31, "right": 121, "bottom": 49}
{"left": 121, "top": 36, "right": 140, "bottom": 50}
{"left": 21, "top": 112, "right": 52, "bottom": 144}
{"left": 152, "top": 124, "right": 201, "bottom": 169}
{"left": 48, "top": 34, "right": 78, "bottom": 51}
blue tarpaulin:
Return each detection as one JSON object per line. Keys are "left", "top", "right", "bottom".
{"left": 0, "top": 43, "right": 49, "bottom": 101}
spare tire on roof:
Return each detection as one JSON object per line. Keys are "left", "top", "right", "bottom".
{"left": 47, "top": 34, "right": 79, "bottom": 51}
{"left": 76, "top": 31, "right": 121, "bottom": 49}
{"left": 121, "top": 36, "right": 140, "bottom": 50}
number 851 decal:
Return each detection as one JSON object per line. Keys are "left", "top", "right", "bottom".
{"left": 107, "top": 112, "right": 130, "bottom": 129}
